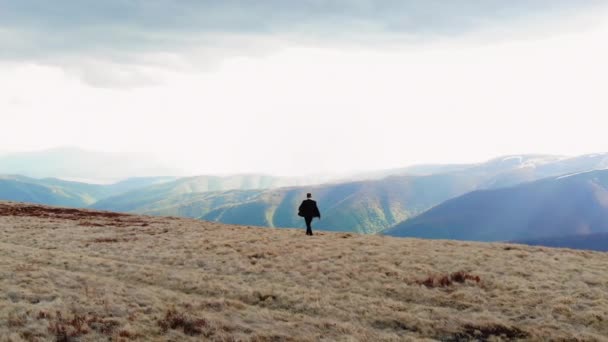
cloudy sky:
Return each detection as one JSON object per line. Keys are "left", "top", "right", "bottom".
{"left": 1, "top": 1, "right": 608, "bottom": 176}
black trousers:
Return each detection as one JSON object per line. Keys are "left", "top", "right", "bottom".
{"left": 304, "top": 216, "right": 313, "bottom": 235}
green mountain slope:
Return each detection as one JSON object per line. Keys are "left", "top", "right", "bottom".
{"left": 92, "top": 172, "right": 481, "bottom": 234}
{"left": 5, "top": 152, "right": 607, "bottom": 234}
{"left": 0, "top": 177, "right": 97, "bottom": 207}
{"left": 0, "top": 175, "right": 175, "bottom": 207}
{"left": 89, "top": 153, "right": 608, "bottom": 234}
{"left": 90, "top": 175, "right": 295, "bottom": 212}
{"left": 132, "top": 190, "right": 264, "bottom": 218}
{"left": 384, "top": 170, "right": 608, "bottom": 242}
{"left": 202, "top": 173, "right": 482, "bottom": 234}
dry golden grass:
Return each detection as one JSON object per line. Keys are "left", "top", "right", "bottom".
{"left": 1, "top": 201, "right": 607, "bottom": 341}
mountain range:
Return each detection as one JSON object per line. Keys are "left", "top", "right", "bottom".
{"left": 2, "top": 151, "right": 608, "bottom": 250}
{"left": 515, "top": 232, "right": 608, "bottom": 252}
{"left": 93, "top": 153, "right": 608, "bottom": 235}
{"left": 384, "top": 169, "right": 608, "bottom": 243}
{"left": 91, "top": 172, "right": 482, "bottom": 233}
{"left": 0, "top": 174, "right": 176, "bottom": 207}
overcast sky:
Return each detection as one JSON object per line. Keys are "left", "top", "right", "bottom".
{"left": 1, "top": 1, "right": 608, "bottom": 176}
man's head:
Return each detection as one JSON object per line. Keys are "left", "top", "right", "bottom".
{"left": 307, "top": 193, "right": 312, "bottom": 199}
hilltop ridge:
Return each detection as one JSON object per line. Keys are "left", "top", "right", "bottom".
{"left": 1, "top": 201, "right": 607, "bottom": 341}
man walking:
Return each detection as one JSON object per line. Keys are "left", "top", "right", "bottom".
{"left": 298, "top": 193, "right": 321, "bottom": 236}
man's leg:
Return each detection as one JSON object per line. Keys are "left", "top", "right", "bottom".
{"left": 305, "top": 217, "right": 313, "bottom": 235}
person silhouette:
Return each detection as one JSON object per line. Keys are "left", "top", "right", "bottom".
{"left": 298, "top": 193, "right": 321, "bottom": 236}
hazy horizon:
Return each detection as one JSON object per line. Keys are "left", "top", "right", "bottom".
{"left": 2, "top": 1, "right": 607, "bottom": 176}
{"left": 2, "top": 145, "right": 607, "bottom": 180}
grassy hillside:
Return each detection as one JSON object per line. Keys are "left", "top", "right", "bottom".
{"left": 384, "top": 170, "right": 608, "bottom": 244}
{"left": 1, "top": 202, "right": 607, "bottom": 341}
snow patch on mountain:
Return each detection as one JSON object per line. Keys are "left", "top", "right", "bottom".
{"left": 556, "top": 170, "right": 598, "bottom": 180}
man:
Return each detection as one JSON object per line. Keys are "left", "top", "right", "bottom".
{"left": 298, "top": 193, "right": 321, "bottom": 236}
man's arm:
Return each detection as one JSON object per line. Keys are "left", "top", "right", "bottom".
{"left": 297, "top": 201, "right": 305, "bottom": 217}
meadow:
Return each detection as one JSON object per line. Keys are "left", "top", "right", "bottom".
{"left": 1, "top": 201, "right": 607, "bottom": 341}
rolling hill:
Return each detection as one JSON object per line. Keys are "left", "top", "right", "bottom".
{"left": 1, "top": 201, "right": 607, "bottom": 340}
{"left": 94, "top": 172, "right": 484, "bottom": 234}
{"left": 90, "top": 174, "right": 325, "bottom": 213}
{"left": 384, "top": 169, "right": 608, "bottom": 244}
{"left": 0, "top": 175, "right": 175, "bottom": 207}
{"left": 201, "top": 173, "right": 482, "bottom": 234}
{"left": 0, "top": 177, "right": 90, "bottom": 207}
{"left": 91, "top": 153, "right": 608, "bottom": 234}
{"left": 3, "top": 152, "right": 608, "bottom": 235}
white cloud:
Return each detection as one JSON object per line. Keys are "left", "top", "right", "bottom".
{"left": 1, "top": 5, "right": 607, "bottom": 176}
{"left": 1, "top": 1, "right": 606, "bottom": 87}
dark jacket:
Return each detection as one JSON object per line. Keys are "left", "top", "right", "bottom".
{"left": 298, "top": 199, "right": 321, "bottom": 218}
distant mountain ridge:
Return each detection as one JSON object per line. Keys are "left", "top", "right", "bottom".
{"left": 0, "top": 175, "right": 176, "bottom": 207}
{"left": 384, "top": 169, "right": 608, "bottom": 244}
{"left": 199, "top": 173, "right": 481, "bottom": 234}
{"left": 3, "top": 152, "right": 608, "bottom": 238}
{"left": 515, "top": 232, "right": 608, "bottom": 252}
{"left": 90, "top": 168, "right": 492, "bottom": 233}
{"left": 92, "top": 153, "right": 608, "bottom": 234}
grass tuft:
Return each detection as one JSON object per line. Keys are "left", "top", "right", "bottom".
{"left": 45, "top": 311, "right": 121, "bottom": 340}
{"left": 157, "top": 309, "right": 209, "bottom": 336}
{"left": 445, "top": 323, "right": 529, "bottom": 341}
{"left": 416, "top": 271, "right": 481, "bottom": 288}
